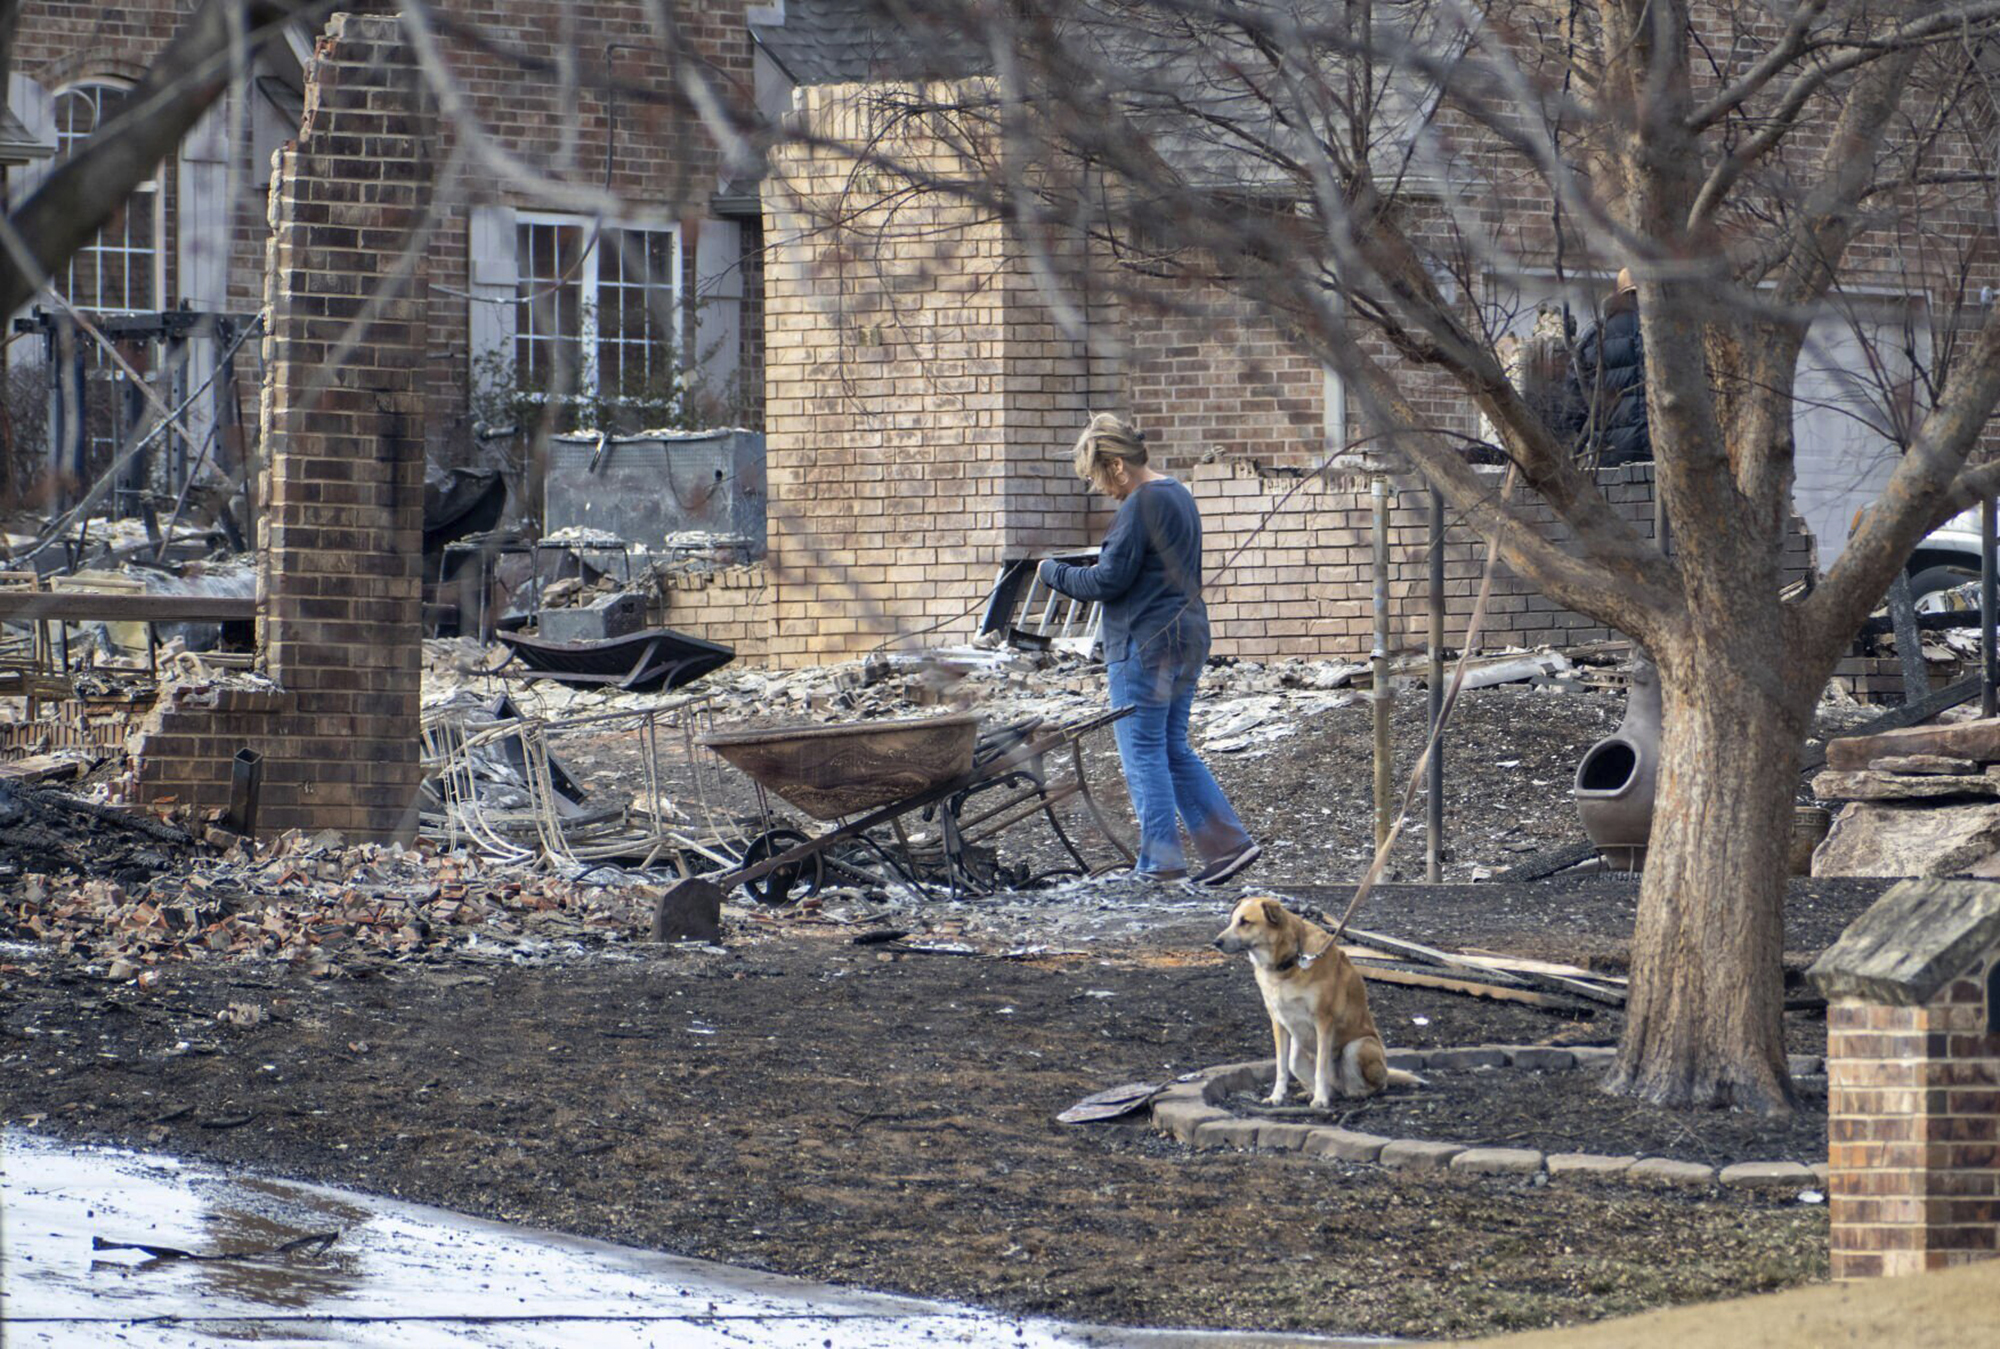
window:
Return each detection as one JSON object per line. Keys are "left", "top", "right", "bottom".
{"left": 512, "top": 213, "right": 680, "bottom": 426}
{"left": 52, "top": 82, "right": 158, "bottom": 314}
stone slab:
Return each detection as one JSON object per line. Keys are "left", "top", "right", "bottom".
{"left": 1811, "top": 802, "right": 2000, "bottom": 881}
{"left": 1874, "top": 754, "right": 1981, "bottom": 776}
{"left": 1569, "top": 1047, "right": 1618, "bottom": 1070}
{"left": 1510, "top": 1047, "right": 1576, "bottom": 1070}
{"left": 1378, "top": 1139, "right": 1464, "bottom": 1170}
{"left": 1809, "top": 877, "right": 2000, "bottom": 1003}
{"left": 1628, "top": 1157, "right": 1717, "bottom": 1187}
{"left": 1302, "top": 1128, "right": 1389, "bottom": 1162}
{"left": 1450, "top": 1147, "right": 1545, "bottom": 1175}
{"left": 1810, "top": 769, "right": 2000, "bottom": 801}
{"left": 1153, "top": 1101, "right": 1231, "bottom": 1144}
{"left": 1718, "top": 1161, "right": 1816, "bottom": 1189}
{"left": 1425, "top": 1048, "right": 1507, "bottom": 1071}
{"left": 1545, "top": 1152, "right": 1636, "bottom": 1177}
{"left": 1826, "top": 715, "right": 2000, "bottom": 771}
{"left": 1192, "top": 1118, "right": 1263, "bottom": 1149}
{"left": 1384, "top": 1049, "right": 1428, "bottom": 1071}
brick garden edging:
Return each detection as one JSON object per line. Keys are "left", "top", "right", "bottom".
{"left": 1152, "top": 1045, "right": 1830, "bottom": 1191}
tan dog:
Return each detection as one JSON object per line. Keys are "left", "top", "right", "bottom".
{"left": 1213, "top": 895, "right": 1422, "bottom": 1108}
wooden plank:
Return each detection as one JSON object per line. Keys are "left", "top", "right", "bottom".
{"left": 1350, "top": 961, "right": 1590, "bottom": 1011}
{"left": 0, "top": 592, "right": 256, "bottom": 624}
{"left": 1456, "top": 950, "right": 1629, "bottom": 983}
{"left": 1342, "top": 924, "right": 1532, "bottom": 985}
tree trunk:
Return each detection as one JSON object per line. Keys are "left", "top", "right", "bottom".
{"left": 1601, "top": 643, "right": 1806, "bottom": 1116}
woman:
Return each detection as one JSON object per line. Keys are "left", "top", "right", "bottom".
{"left": 1039, "top": 414, "right": 1260, "bottom": 885}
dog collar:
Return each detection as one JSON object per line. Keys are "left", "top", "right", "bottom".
{"left": 1272, "top": 952, "right": 1305, "bottom": 972}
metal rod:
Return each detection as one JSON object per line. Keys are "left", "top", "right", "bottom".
{"left": 1426, "top": 488, "right": 1444, "bottom": 883}
{"left": 1372, "top": 476, "right": 1393, "bottom": 851}
{"left": 1976, "top": 496, "right": 1992, "bottom": 712}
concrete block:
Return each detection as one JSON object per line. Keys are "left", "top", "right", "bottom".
{"left": 1377, "top": 1139, "right": 1464, "bottom": 1170}
{"left": 1718, "top": 1161, "right": 1816, "bottom": 1189}
{"left": 1545, "top": 1152, "right": 1636, "bottom": 1177}
{"left": 1192, "top": 1118, "right": 1263, "bottom": 1150}
{"left": 1152, "top": 1100, "right": 1230, "bottom": 1144}
{"left": 1384, "top": 1049, "right": 1428, "bottom": 1071}
{"left": 1787, "top": 1054, "right": 1823, "bottom": 1077}
{"left": 1508, "top": 1047, "right": 1576, "bottom": 1071}
{"left": 1203, "top": 1060, "right": 1275, "bottom": 1098}
{"left": 1301, "top": 1128, "right": 1390, "bottom": 1163}
{"left": 1425, "top": 1048, "right": 1506, "bottom": 1071}
{"left": 1628, "top": 1157, "right": 1717, "bottom": 1187}
{"left": 1450, "top": 1147, "right": 1545, "bottom": 1175}
{"left": 1254, "top": 1121, "right": 1319, "bottom": 1151}
{"left": 1568, "top": 1046, "right": 1618, "bottom": 1070}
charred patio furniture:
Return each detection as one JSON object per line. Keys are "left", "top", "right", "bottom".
{"left": 494, "top": 625, "right": 735, "bottom": 692}
{"left": 651, "top": 707, "right": 1136, "bottom": 935}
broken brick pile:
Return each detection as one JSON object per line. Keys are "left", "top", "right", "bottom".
{"left": 1, "top": 827, "right": 657, "bottom": 981}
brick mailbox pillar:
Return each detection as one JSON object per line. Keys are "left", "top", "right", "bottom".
{"left": 1810, "top": 879, "right": 2000, "bottom": 1278}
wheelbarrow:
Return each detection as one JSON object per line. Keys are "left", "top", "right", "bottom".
{"left": 650, "top": 707, "right": 1134, "bottom": 940}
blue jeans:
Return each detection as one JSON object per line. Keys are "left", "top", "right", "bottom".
{"left": 1107, "top": 644, "right": 1254, "bottom": 875}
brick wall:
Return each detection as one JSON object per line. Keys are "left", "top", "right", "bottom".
{"left": 1191, "top": 459, "right": 1813, "bottom": 660}
{"left": 1827, "top": 978, "right": 2000, "bottom": 1278}
{"left": 661, "top": 563, "right": 772, "bottom": 663}
{"left": 761, "top": 81, "right": 1110, "bottom": 668}
{"left": 127, "top": 13, "right": 432, "bottom": 839}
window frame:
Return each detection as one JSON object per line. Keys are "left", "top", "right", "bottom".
{"left": 50, "top": 78, "right": 164, "bottom": 316}
{"left": 512, "top": 210, "right": 683, "bottom": 410}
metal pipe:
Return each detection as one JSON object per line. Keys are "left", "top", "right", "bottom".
{"left": 1887, "top": 571, "right": 1927, "bottom": 702}
{"left": 1984, "top": 496, "right": 1997, "bottom": 718}
{"left": 226, "top": 748, "right": 264, "bottom": 839}
{"left": 1372, "top": 476, "right": 1393, "bottom": 851}
{"left": 1427, "top": 488, "right": 1444, "bottom": 884}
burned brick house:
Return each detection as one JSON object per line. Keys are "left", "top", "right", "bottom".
{"left": 1, "top": 0, "right": 1986, "bottom": 686}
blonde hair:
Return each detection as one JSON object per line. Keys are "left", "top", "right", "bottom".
{"left": 1072, "top": 413, "right": 1148, "bottom": 486}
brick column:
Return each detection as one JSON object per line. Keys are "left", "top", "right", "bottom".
{"left": 1828, "top": 980, "right": 2000, "bottom": 1277}
{"left": 255, "top": 12, "right": 430, "bottom": 837}
{"left": 128, "top": 12, "right": 432, "bottom": 840}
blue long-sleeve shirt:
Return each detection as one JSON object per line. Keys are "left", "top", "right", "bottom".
{"left": 1040, "top": 477, "right": 1209, "bottom": 664}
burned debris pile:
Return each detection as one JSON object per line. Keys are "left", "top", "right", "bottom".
{"left": 1, "top": 825, "right": 654, "bottom": 980}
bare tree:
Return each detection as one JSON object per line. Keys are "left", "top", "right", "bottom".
{"left": 752, "top": 0, "right": 2000, "bottom": 1113}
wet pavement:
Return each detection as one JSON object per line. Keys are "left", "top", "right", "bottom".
{"left": 1, "top": 1131, "right": 1383, "bottom": 1347}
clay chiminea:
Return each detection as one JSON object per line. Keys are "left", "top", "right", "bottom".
{"left": 1573, "top": 657, "right": 1662, "bottom": 870}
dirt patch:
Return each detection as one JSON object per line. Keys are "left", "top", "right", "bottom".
{"left": 1, "top": 922, "right": 1830, "bottom": 1341}
{"left": 1230, "top": 1065, "right": 1828, "bottom": 1167}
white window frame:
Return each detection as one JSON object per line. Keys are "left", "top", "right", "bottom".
{"left": 51, "top": 78, "right": 164, "bottom": 315}
{"left": 512, "top": 211, "right": 683, "bottom": 409}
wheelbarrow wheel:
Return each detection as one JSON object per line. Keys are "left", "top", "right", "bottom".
{"left": 740, "top": 827, "right": 824, "bottom": 906}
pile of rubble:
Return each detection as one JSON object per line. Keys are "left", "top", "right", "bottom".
{"left": 1813, "top": 713, "right": 2000, "bottom": 876}
{"left": 0, "top": 825, "right": 658, "bottom": 980}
